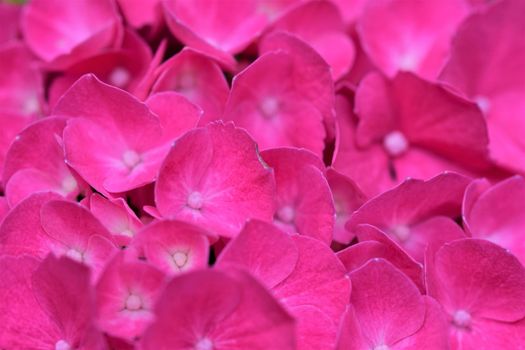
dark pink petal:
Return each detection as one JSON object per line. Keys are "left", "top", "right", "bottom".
{"left": 338, "top": 224, "right": 424, "bottom": 292}
{"left": 450, "top": 317, "right": 525, "bottom": 350}
{"left": 427, "top": 238, "right": 525, "bottom": 323}
{"left": 0, "top": 196, "right": 7, "bottom": 222}
{"left": 155, "top": 122, "right": 276, "bottom": 238}
{"left": 140, "top": 268, "right": 296, "bottom": 349}
{"left": 326, "top": 168, "right": 367, "bottom": 244}
{"left": 0, "top": 3, "right": 21, "bottom": 44}
{"left": 294, "top": 305, "right": 338, "bottom": 350}
{"left": 0, "top": 42, "right": 44, "bottom": 117}
{"left": 31, "top": 255, "right": 107, "bottom": 349}
{"left": 152, "top": 48, "right": 229, "bottom": 124}
{"left": 217, "top": 219, "right": 299, "bottom": 289}
{"left": 131, "top": 220, "right": 211, "bottom": 276}
{"left": 3, "top": 117, "right": 82, "bottom": 206}
{"left": 440, "top": 0, "right": 525, "bottom": 173}
{"left": 0, "top": 192, "right": 61, "bottom": 256}
{"left": 357, "top": 0, "right": 468, "bottom": 79}
{"left": 335, "top": 305, "right": 368, "bottom": 350}
{"left": 350, "top": 258, "right": 426, "bottom": 348}
{"left": 21, "top": 0, "right": 122, "bottom": 68}
{"left": 0, "top": 112, "right": 30, "bottom": 187}
{"left": 117, "top": 0, "right": 162, "bottom": 29}
{"left": 48, "top": 29, "right": 152, "bottom": 107}
{"left": 463, "top": 176, "right": 525, "bottom": 264}
{"left": 90, "top": 193, "right": 143, "bottom": 247}
{"left": 224, "top": 52, "right": 326, "bottom": 156}
{"left": 0, "top": 255, "right": 56, "bottom": 349}
{"left": 346, "top": 172, "right": 470, "bottom": 252}
{"left": 40, "top": 199, "right": 118, "bottom": 278}
{"left": 262, "top": 148, "right": 334, "bottom": 244}
{"left": 269, "top": 0, "right": 355, "bottom": 79}
{"left": 162, "top": 0, "right": 268, "bottom": 69}
{"left": 96, "top": 253, "right": 166, "bottom": 340}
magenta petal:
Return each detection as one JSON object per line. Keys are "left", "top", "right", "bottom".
{"left": 131, "top": 220, "right": 211, "bottom": 276}
{"left": 350, "top": 258, "right": 426, "bottom": 347}
{"left": 140, "top": 268, "right": 296, "bottom": 349}
{"left": 217, "top": 219, "right": 299, "bottom": 289}
{"left": 96, "top": 253, "right": 166, "bottom": 340}
{"left": 155, "top": 122, "right": 276, "bottom": 238}
{"left": 427, "top": 238, "right": 525, "bottom": 323}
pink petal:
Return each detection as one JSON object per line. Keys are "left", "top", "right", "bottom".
{"left": 155, "top": 122, "right": 276, "bottom": 238}
{"left": 0, "top": 3, "right": 21, "bottom": 44}
{"left": 338, "top": 224, "right": 424, "bottom": 292}
{"left": 151, "top": 48, "right": 229, "bottom": 124}
{"left": 357, "top": 0, "right": 468, "bottom": 79}
{"left": 262, "top": 148, "right": 334, "bottom": 244}
{"left": 294, "top": 305, "right": 338, "bottom": 350}
{"left": 131, "top": 219, "right": 211, "bottom": 276}
{"left": 117, "top": 0, "right": 162, "bottom": 29}
{"left": 427, "top": 238, "right": 525, "bottom": 323}
{"left": 21, "top": 0, "right": 122, "bottom": 68}
{"left": 216, "top": 219, "right": 299, "bottom": 288}
{"left": 350, "top": 258, "right": 426, "bottom": 347}
{"left": 0, "top": 192, "right": 61, "bottom": 257}
{"left": 0, "top": 112, "right": 30, "bottom": 187}
{"left": 224, "top": 52, "right": 326, "bottom": 156}
{"left": 96, "top": 252, "right": 166, "bottom": 340}
{"left": 140, "top": 268, "right": 296, "bottom": 349}
{"left": 31, "top": 255, "right": 107, "bottom": 349}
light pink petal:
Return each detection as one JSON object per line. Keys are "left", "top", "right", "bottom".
{"left": 152, "top": 48, "right": 229, "bottom": 124}
{"left": 90, "top": 193, "right": 143, "bottom": 247}
{"left": 0, "top": 255, "right": 57, "bottom": 349}
{"left": 216, "top": 219, "right": 299, "bottom": 289}
{"left": 464, "top": 176, "right": 525, "bottom": 263}
{"left": 262, "top": 148, "right": 334, "bottom": 244}
{"left": 427, "top": 238, "right": 525, "bottom": 323}
{"left": 162, "top": 0, "right": 269, "bottom": 68}
{"left": 21, "top": 0, "right": 122, "bottom": 68}
{"left": 96, "top": 253, "right": 166, "bottom": 340}
{"left": 48, "top": 29, "right": 152, "bottom": 107}
{"left": 326, "top": 168, "right": 367, "bottom": 244}
{"left": 0, "top": 192, "right": 61, "bottom": 257}
{"left": 224, "top": 52, "right": 326, "bottom": 156}
{"left": 140, "top": 268, "right": 296, "bottom": 349}
{"left": 335, "top": 305, "right": 369, "bottom": 350}
{"left": 392, "top": 296, "right": 449, "bottom": 350}
{"left": 32, "top": 255, "right": 107, "bottom": 349}
{"left": 0, "top": 42, "right": 44, "bottom": 117}
{"left": 357, "top": 0, "right": 468, "bottom": 79}
{"left": 338, "top": 224, "right": 424, "bottom": 292}
{"left": 155, "top": 122, "right": 276, "bottom": 238}
{"left": 350, "top": 258, "right": 426, "bottom": 347}
{"left": 132, "top": 220, "right": 211, "bottom": 276}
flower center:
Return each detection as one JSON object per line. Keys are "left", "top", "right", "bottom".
{"left": 276, "top": 205, "right": 295, "bottom": 224}
{"left": 65, "top": 248, "right": 84, "bottom": 262}
{"left": 260, "top": 97, "right": 280, "bottom": 118}
{"left": 383, "top": 131, "right": 409, "bottom": 157}
{"left": 391, "top": 224, "right": 410, "bottom": 242}
{"left": 187, "top": 191, "right": 204, "bottom": 210}
{"left": 61, "top": 175, "right": 78, "bottom": 194}
{"left": 195, "top": 338, "right": 213, "bottom": 350}
{"left": 109, "top": 67, "right": 131, "bottom": 88}
{"left": 125, "top": 294, "right": 143, "bottom": 311}
{"left": 474, "top": 95, "right": 490, "bottom": 114}
{"left": 374, "top": 345, "right": 389, "bottom": 350}
{"left": 453, "top": 309, "right": 472, "bottom": 329}
{"left": 122, "top": 150, "right": 141, "bottom": 169}
{"left": 172, "top": 251, "right": 189, "bottom": 268}
{"left": 55, "top": 340, "right": 72, "bottom": 350}
{"left": 23, "top": 95, "right": 40, "bottom": 115}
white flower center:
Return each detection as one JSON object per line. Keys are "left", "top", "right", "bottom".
{"left": 61, "top": 175, "right": 78, "bottom": 194}
{"left": 195, "top": 338, "right": 213, "bottom": 350}
{"left": 383, "top": 131, "right": 409, "bottom": 157}
{"left": 276, "top": 205, "right": 295, "bottom": 224}
{"left": 391, "top": 224, "right": 410, "bottom": 242}
{"left": 260, "top": 97, "right": 280, "bottom": 118}
{"left": 187, "top": 191, "right": 204, "bottom": 210}
{"left": 474, "top": 95, "right": 491, "bottom": 114}
{"left": 65, "top": 248, "right": 84, "bottom": 262}
{"left": 122, "top": 150, "right": 141, "bottom": 169}
{"left": 374, "top": 345, "right": 389, "bottom": 350}
{"left": 172, "top": 251, "right": 189, "bottom": 268}
{"left": 109, "top": 67, "right": 131, "bottom": 88}
{"left": 55, "top": 339, "right": 71, "bottom": 350}
{"left": 125, "top": 294, "right": 143, "bottom": 311}
{"left": 453, "top": 309, "right": 472, "bottom": 329}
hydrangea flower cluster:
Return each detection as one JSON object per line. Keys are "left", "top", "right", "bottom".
{"left": 1, "top": 0, "right": 524, "bottom": 349}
